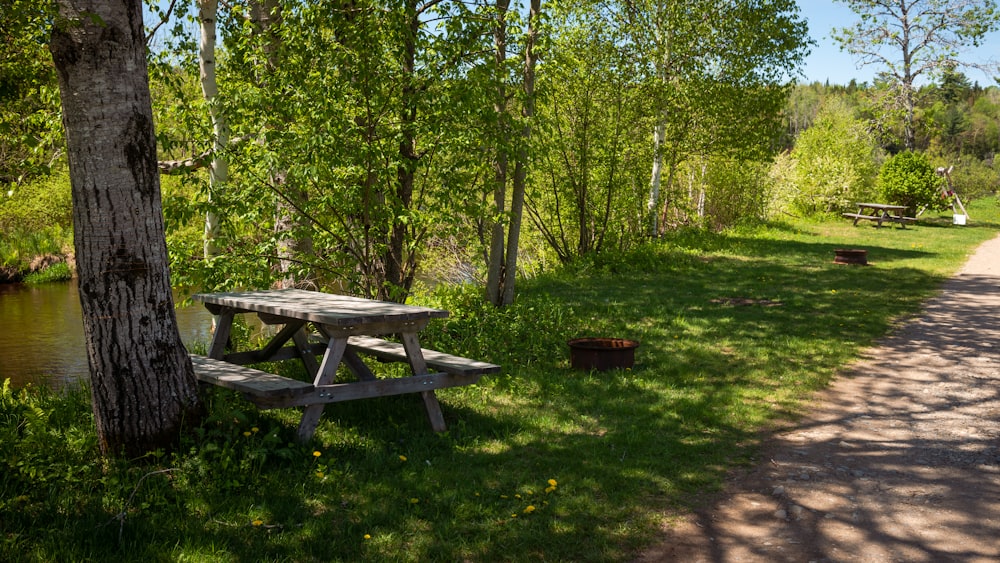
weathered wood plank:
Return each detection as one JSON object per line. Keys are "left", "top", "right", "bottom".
{"left": 193, "top": 289, "right": 448, "bottom": 328}
{"left": 347, "top": 336, "right": 501, "bottom": 376}
{"left": 271, "top": 372, "right": 483, "bottom": 408}
{"left": 190, "top": 355, "right": 313, "bottom": 402}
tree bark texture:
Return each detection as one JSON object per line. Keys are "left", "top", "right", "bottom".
{"left": 485, "top": 0, "right": 510, "bottom": 307}
{"left": 501, "top": 0, "right": 540, "bottom": 306}
{"left": 198, "top": 0, "right": 228, "bottom": 259}
{"left": 50, "top": 0, "right": 202, "bottom": 456}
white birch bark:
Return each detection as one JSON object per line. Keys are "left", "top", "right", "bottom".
{"left": 198, "top": 0, "right": 227, "bottom": 259}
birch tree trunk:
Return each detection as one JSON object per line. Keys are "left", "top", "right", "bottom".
{"left": 49, "top": 0, "right": 202, "bottom": 456}
{"left": 648, "top": 120, "right": 665, "bottom": 235}
{"left": 198, "top": 0, "right": 227, "bottom": 259}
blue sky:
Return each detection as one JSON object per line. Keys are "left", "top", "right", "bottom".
{"left": 797, "top": 1, "right": 1000, "bottom": 86}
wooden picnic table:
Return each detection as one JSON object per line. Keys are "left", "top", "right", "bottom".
{"left": 842, "top": 202, "right": 917, "bottom": 228}
{"left": 190, "top": 289, "right": 498, "bottom": 442}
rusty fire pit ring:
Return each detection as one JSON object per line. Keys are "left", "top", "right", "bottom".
{"left": 568, "top": 337, "right": 640, "bottom": 371}
{"left": 834, "top": 248, "right": 868, "bottom": 265}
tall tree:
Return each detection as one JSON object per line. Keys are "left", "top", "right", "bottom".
{"left": 486, "top": 0, "right": 540, "bottom": 306}
{"left": 601, "top": 0, "right": 809, "bottom": 234}
{"left": 50, "top": 0, "right": 202, "bottom": 456}
{"left": 833, "top": 0, "right": 1000, "bottom": 150}
{"left": 198, "top": 0, "right": 228, "bottom": 260}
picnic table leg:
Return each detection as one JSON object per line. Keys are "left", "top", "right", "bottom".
{"left": 207, "top": 309, "right": 235, "bottom": 360}
{"left": 400, "top": 332, "right": 447, "bottom": 432}
{"left": 296, "top": 336, "right": 348, "bottom": 442}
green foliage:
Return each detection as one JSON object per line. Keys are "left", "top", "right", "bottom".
{"left": 0, "top": 167, "right": 73, "bottom": 277}
{"left": 0, "top": 167, "right": 73, "bottom": 235}
{"left": 784, "top": 98, "right": 881, "bottom": 214}
{"left": 414, "top": 282, "right": 569, "bottom": 376}
{"left": 22, "top": 262, "right": 72, "bottom": 284}
{"left": 530, "top": 13, "right": 650, "bottom": 262}
{"left": 877, "top": 151, "right": 948, "bottom": 211}
{"left": 938, "top": 155, "right": 999, "bottom": 201}
{"left": 0, "top": 0, "right": 62, "bottom": 189}
{"left": 699, "top": 158, "right": 773, "bottom": 229}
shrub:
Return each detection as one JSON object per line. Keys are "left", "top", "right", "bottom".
{"left": 934, "top": 155, "right": 998, "bottom": 202}
{"left": 877, "top": 151, "right": 948, "bottom": 212}
{"left": 0, "top": 166, "right": 72, "bottom": 234}
{"left": 784, "top": 98, "right": 882, "bottom": 215}
{"left": 23, "top": 262, "right": 72, "bottom": 284}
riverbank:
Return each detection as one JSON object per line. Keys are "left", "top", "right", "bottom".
{"left": 0, "top": 252, "right": 74, "bottom": 284}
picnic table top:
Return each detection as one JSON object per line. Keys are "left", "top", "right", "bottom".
{"left": 854, "top": 202, "right": 909, "bottom": 211}
{"left": 192, "top": 288, "right": 449, "bottom": 327}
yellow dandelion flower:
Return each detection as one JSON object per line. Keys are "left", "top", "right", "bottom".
{"left": 316, "top": 472, "right": 325, "bottom": 478}
{"left": 252, "top": 519, "right": 263, "bottom": 527}
{"left": 410, "top": 498, "right": 420, "bottom": 504}
{"left": 545, "top": 486, "right": 555, "bottom": 493}
{"left": 523, "top": 505, "right": 536, "bottom": 514}
{"left": 364, "top": 534, "right": 371, "bottom": 540}
{"left": 515, "top": 494, "right": 521, "bottom": 499}
{"left": 500, "top": 495, "right": 509, "bottom": 499}
{"left": 251, "top": 427, "right": 259, "bottom": 433}
{"left": 399, "top": 455, "right": 407, "bottom": 461}
{"left": 243, "top": 431, "right": 251, "bottom": 437}
{"left": 548, "top": 479, "right": 557, "bottom": 487}
{"left": 313, "top": 451, "right": 322, "bottom": 458}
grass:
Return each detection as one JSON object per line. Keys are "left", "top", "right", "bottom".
{"left": 2, "top": 200, "right": 998, "bottom": 561}
{"left": 22, "top": 262, "right": 73, "bottom": 284}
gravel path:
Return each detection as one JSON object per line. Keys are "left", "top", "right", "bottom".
{"left": 639, "top": 234, "right": 1000, "bottom": 562}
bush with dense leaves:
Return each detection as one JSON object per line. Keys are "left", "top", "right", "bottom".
{"left": 877, "top": 151, "right": 948, "bottom": 212}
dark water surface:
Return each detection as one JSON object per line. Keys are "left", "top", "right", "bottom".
{"left": 0, "top": 281, "right": 215, "bottom": 389}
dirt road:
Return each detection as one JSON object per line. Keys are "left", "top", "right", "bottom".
{"left": 639, "top": 234, "right": 1000, "bottom": 562}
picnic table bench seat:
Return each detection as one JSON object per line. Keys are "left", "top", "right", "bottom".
{"left": 190, "top": 354, "right": 313, "bottom": 407}
{"left": 842, "top": 212, "right": 916, "bottom": 223}
{"left": 346, "top": 335, "right": 501, "bottom": 377}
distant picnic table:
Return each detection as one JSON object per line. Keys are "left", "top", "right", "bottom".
{"left": 842, "top": 203, "right": 916, "bottom": 228}
{"left": 190, "top": 289, "right": 499, "bottom": 442}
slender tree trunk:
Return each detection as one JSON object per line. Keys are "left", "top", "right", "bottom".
{"left": 250, "top": 0, "right": 312, "bottom": 289}
{"left": 198, "top": 0, "right": 227, "bottom": 259}
{"left": 648, "top": 120, "right": 665, "bottom": 235}
{"left": 382, "top": 0, "right": 421, "bottom": 302}
{"left": 50, "top": 0, "right": 202, "bottom": 456}
{"left": 485, "top": 0, "right": 510, "bottom": 306}
{"left": 500, "top": 0, "right": 540, "bottom": 306}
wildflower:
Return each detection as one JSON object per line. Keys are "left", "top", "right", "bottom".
{"left": 515, "top": 494, "right": 522, "bottom": 499}
{"left": 251, "top": 427, "right": 259, "bottom": 433}
{"left": 313, "top": 451, "right": 322, "bottom": 458}
{"left": 252, "top": 519, "right": 263, "bottom": 527}
{"left": 316, "top": 472, "right": 325, "bottom": 478}
{"left": 243, "top": 431, "right": 251, "bottom": 437}
{"left": 545, "top": 486, "right": 556, "bottom": 493}
{"left": 399, "top": 455, "right": 407, "bottom": 462}
{"left": 410, "top": 498, "right": 420, "bottom": 504}
{"left": 364, "top": 534, "right": 371, "bottom": 540}
{"left": 548, "top": 479, "right": 557, "bottom": 487}
{"left": 523, "top": 505, "right": 536, "bottom": 514}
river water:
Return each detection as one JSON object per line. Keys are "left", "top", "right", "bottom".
{"left": 0, "top": 281, "right": 216, "bottom": 389}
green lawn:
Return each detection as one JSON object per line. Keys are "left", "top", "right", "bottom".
{"left": 2, "top": 201, "right": 998, "bottom": 562}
